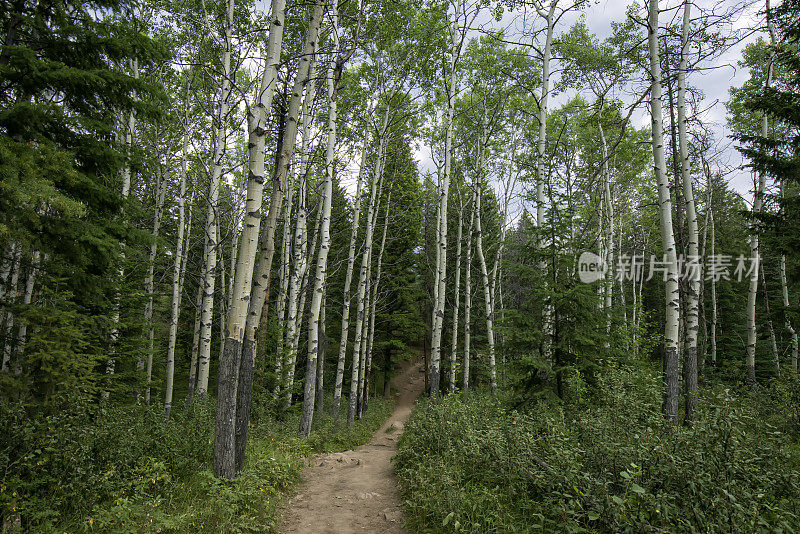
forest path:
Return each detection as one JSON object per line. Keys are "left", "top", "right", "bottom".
{"left": 279, "top": 358, "right": 425, "bottom": 534}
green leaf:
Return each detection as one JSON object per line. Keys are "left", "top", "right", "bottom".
{"left": 443, "top": 511, "right": 454, "bottom": 526}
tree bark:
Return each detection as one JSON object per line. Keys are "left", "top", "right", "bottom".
{"left": 746, "top": 0, "right": 776, "bottom": 388}
{"left": 649, "top": 0, "right": 681, "bottom": 424}
{"left": 197, "top": 0, "right": 235, "bottom": 400}
{"left": 462, "top": 190, "right": 475, "bottom": 395}
{"left": 678, "top": 0, "right": 699, "bottom": 422}
{"left": 300, "top": 15, "right": 339, "bottom": 435}
{"left": 228, "top": 0, "right": 322, "bottom": 477}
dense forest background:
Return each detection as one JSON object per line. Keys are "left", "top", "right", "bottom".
{"left": 1, "top": 0, "right": 800, "bottom": 530}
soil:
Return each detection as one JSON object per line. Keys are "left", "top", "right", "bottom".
{"left": 279, "top": 359, "right": 425, "bottom": 534}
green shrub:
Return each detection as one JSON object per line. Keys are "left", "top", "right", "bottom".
{"left": 1, "top": 394, "right": 394, "bottom": 532}
{"left": 396, "top": 366, "right": 800, "bottom": 533}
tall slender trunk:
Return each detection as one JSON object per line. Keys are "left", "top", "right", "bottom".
{"left": 448, "top": 201, "right": 463, "bottom": 393}
{"left": 710, "top": 210, "right": 717, "bottom": 366}
{"left": 362, "top": 192, "right": 391, "bottom": 415}
{"left": 286, "top": 147, "right": 322, "bottom": 409}
{"left": 649, "top": 0, "right": 681, "bottom": 424}
{"left": 348, "top": 136, "right": 387, "bottom": 425}
{"left": 430, "top": 0, "right": 463, "bottom": 403}
{"left": 474, "top": 143, "right": 496, "bottom": 393}
{"left": 197, "top": 0, "right": 235, "bottom": 399}
{"left": 678, "top": 0, "right": 699, "bottom": 422}
{"left": 165, "top": 94, "right": 191, "bottom": 419}
{"left": 462, "top": 191, "right": 475, "bottom": 395}
{"left": 105, "top": 57, "right": 139, "bottom": 397}
{"left": 536, "top": 1, "right": 557, "bottom": 367}
{"left": 300, "top": 30, "right": 338, "bottom": 433}
{"left": 227, "top": 0, "right": 322, "bottom": 477}
{"left": 142, "top": 165, "right": 166, "bottom": 405}
{"left": 283, "top": 178, "right": 309, "bottom": 406}
{"left": 331, "top": 137, "right": 370, "bottom": 419}
{"left": 316, "top": 292, "right": 327, "bottom": 414}
{"left": 10, "top": 250, "right": 38, "bottom": 375}
{"left": 0, "top": 243, "right": 16, "bottom": 304}
{"left": 599, "top": 122, "right": 614, "bottom": 344}
{"left": 274, "top": 173, "right": 296, "bottom": 398}
{"left": 746, "top": 0, "right": 776, "bottom": 388}
{"left": 760, "top": 259, "right": 780, "bottom": 376}
{"left": 1, "top": 247, "right": 21, "bottom": 372}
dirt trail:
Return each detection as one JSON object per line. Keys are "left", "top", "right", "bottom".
{"left": 279, "top": 359, "right": 425, "bottom": 534}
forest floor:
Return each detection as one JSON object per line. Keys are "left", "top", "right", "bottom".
{"left": 279, "top": 357, "right": 425, "bottom": 533}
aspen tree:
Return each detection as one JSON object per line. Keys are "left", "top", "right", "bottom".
{"left": 221, "top": 0, "right": 289, "bottom": 439}
{"left": 746, "top": 0, "right": 776, "bottom": 387}
{"left": 283, "top": 177, "right": 309, "bottom": 407}
{"left": 761, "top": 260, "right": 780, "bottom": 375}
{"left": 10, "top": 250, "right": 38, "bottom": 375}
{"left": 354, "top": 179, "right": 384, "bottom": 420}
{"left": 474, "top": 176, "right": 497, "bottom": 393}
{"left": 649, "top": 0, "right": 681, "bottom": 423}
{"left": 535, "top": 0, "right": 557, "bottom": 366}
{"left": 165, "top": 87, "right": 191, "bottom": 419}
{"left": 196, "top": 0, "right": 235, "bottom": 399}
{"left": 332, "top": 132, "right": 371, "bottom": 420}
{"left": 448, "top": 196, "right": 464, "bottom": 393}
{"left": 779, "top": 177, "right": 798, "bottom": 369}
{"left": 430, "top": 0, "right": 466, "bottom": 402}
{"left": 229, "top": 0, "right": 324, "bottom": 475}
{"left": 142, "top": 165, "right": 166, "bottom": 405}
{"left": 105, "top": 57, "right": 139, "bottom": 398}
{"left": 462, "top": 189, "right": 475, "bottom": 395}
{"left": 1, "top": 248, "right": 21, "bottom": 372}
{"left": 362, "top": 192, "right": 390, "bottom": 415}
{"left": 300, "top": 3, "right": 340, "bottom": 433}
{"left": 315, "top": 292, "right": 326, "bottom": 414}
{"left": 678, "top": 0, "right": 700, "bottom": 421}
{"left": 273, "top": 175, "right": 296, "bottom": 399}
{"left": 348, "top": 132, "right": 387, "bottom": 425}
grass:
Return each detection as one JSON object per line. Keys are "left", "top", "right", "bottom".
{"left": 2, "top": 394, "right": 394, "bottom": 533}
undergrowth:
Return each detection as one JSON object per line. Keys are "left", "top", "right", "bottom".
{"left": 395, "top": 365, "right": 800, "bottom": 533}
{"left": 0, "top": 394, "right": 393, "bottom": 532}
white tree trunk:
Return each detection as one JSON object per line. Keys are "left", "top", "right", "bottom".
{"left": 430, "top": 0, "right": 463, "bottom": 402}
{"left": 301, "top": 15, "right": 340, "bottom": 433}
{"left": 649, "top": 0, "right": 681, "bottom": 423}
{"left": 164, "top": 100, "right": 191, "bottom": 419}
{"left": 1, "top": 246, "right": 21, "bottom": 372}
{"left": 214, "top": 0, "right": 288, "bottom": 479}
{"left": 536, "top": 1, "right": 557, "bottom": 367}
{"left": 10, "top": 250, "right": 39, "bottom": 375}
{"left": 448, "top": 200, "right": 463, "bottom": 394}
{"left": 462, "top": 191, "right": 475, "bottom": 395}
{"left": 142, "top": 165, "right": 166, "bottom": 405}
{"left": 746, "top": 0, "right": 776, "bottom": 387}
{"left": 348, "top": 134, "right": 387, "bottom": 425}
{"left": 474, "top": 180, "right": 497, "bottom": 393}
{"left": 331, "top": 139, "right": 369, "bottom": 420}
{"left": 283, "top": 178, "right": 309, "bottom": 406}
{"left": 678, "top": 0, "right": 700, "bottom": 421}
{"left": 361, "top": 192, "right": 390, "bottom": 416}
{"left": 196, "top": 0, "right": 235, "bottom": 399}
